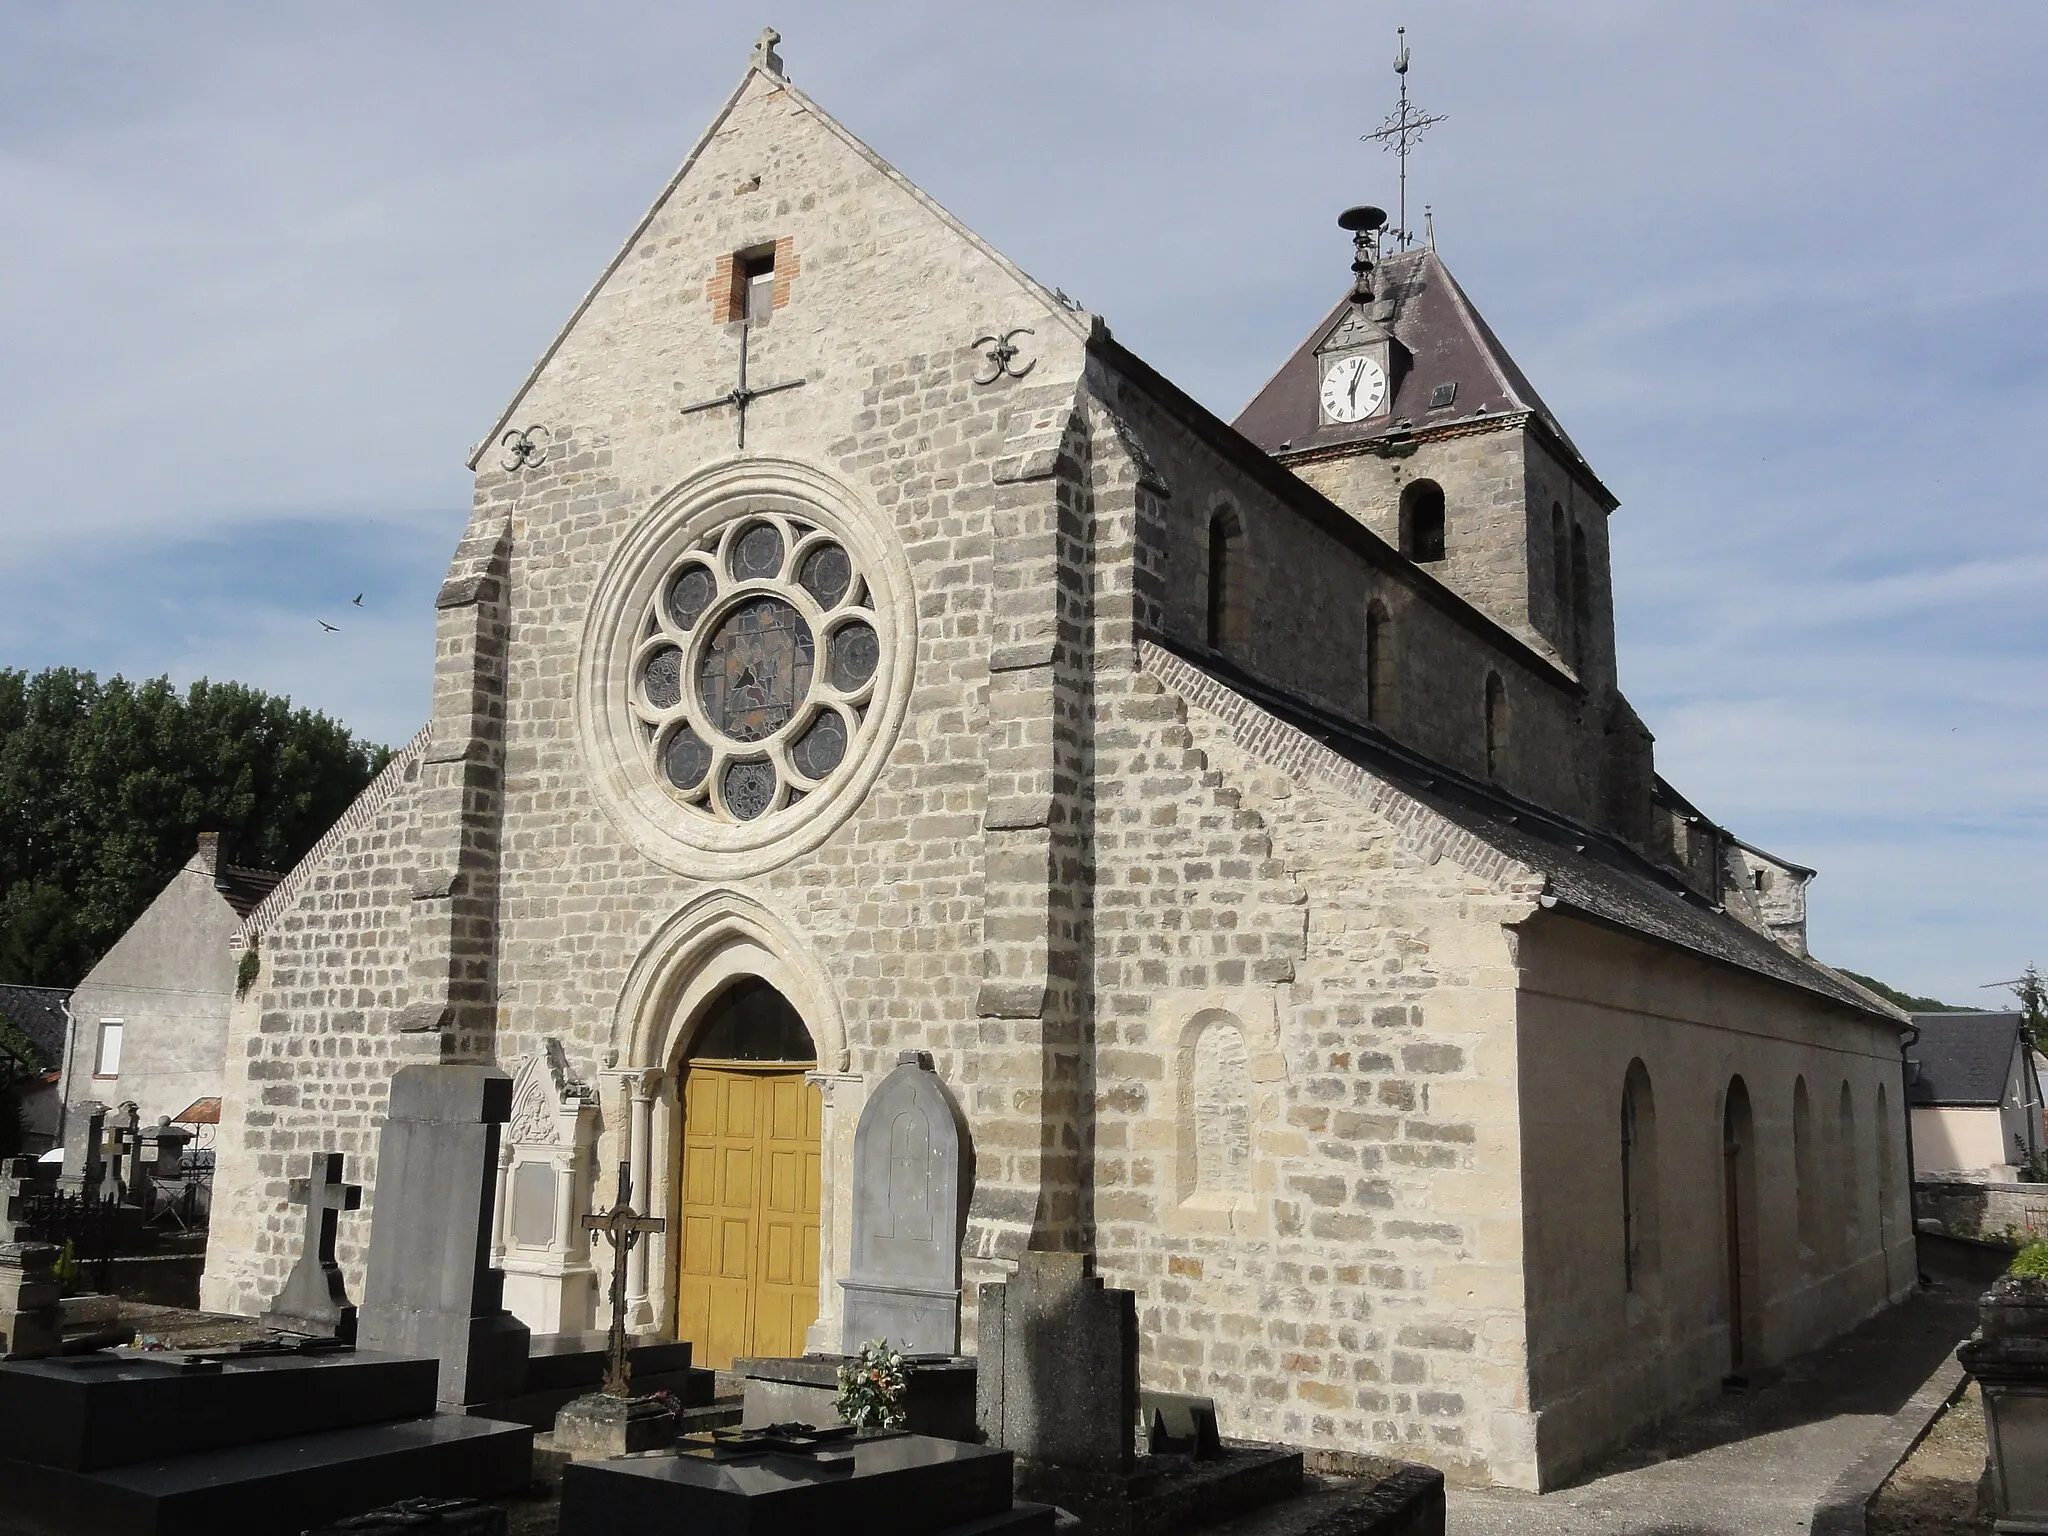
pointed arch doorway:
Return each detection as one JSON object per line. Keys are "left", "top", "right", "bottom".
{"left": 675, "top": 978, "right": 822, "bottom": 1369}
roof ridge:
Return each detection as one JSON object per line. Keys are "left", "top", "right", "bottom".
{"left": 242, "top": 723, "right": 432, "bottom": 940}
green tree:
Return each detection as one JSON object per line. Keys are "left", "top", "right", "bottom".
{"left": 1992, "top": 965, "right": 2048, "bottom": 1056}
{"left": 0, "top": 667, "right": 391, "bottom": 988}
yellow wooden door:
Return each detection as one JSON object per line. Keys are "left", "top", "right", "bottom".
{"left": 676, "top": 1065, "right": 821, "bottom": 1368}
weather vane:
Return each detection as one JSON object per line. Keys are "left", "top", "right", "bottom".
{"left": 1362, "top": 26, "right": 1447, "bottom": 251}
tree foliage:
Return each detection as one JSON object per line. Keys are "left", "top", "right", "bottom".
{"left": 0, "top": 667, "right": 390, "bottom": 988}
{"left": 1997, "top": 964, "right": 2048, "bottom": 1056}
{"left": 1838, "top": 970, "right": 1983, "bottom": 1015}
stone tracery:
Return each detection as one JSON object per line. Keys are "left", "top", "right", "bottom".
{"left": 628, "top": 511, "right": 880, "bottom": 824}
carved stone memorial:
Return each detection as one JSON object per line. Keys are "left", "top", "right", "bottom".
{"left": 840, "top": 1051, "right": 970, "bottom": 1356}
{"left": 261, "top": 1152, "right": 363, "bottom": 1342}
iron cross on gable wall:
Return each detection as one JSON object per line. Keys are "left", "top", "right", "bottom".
{"left": 582, "top": 1164, "right": 666, "bottom": 1397}
{"left": 680, "top": 322, "right": 807, "bottom": 450}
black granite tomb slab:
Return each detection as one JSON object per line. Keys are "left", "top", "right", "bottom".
{"left": 0, "top": 1411, "right": 532, "bottom": 1536}
{"left": 559, "top": 1432, "right": 1045, "bottom": 1536}
{"left": 0, "top": 1349, "right": 439, "bottom": 1471}
{"left": 474, "top": 1331, "right": 713, "bottom": 1429}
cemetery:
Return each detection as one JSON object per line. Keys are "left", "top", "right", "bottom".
{"left": 0, "top": 1052, "right": 1447, "bottom": 1536}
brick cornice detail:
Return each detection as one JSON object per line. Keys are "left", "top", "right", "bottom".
{"left": 1139, "top": 642, "right": 1547, "bottom": 899}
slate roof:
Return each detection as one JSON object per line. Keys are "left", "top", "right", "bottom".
{"left": 0, "top": 984, "right": 72, "bottom": 1071}
{"left": 1154, "top": 638, "right": 1901, "bottom": 1024}
{"left": 1907, "top": 1013, "right": 2027, "bottom": 1107}
{"left": 1232, "top": 247, "right": 1607, "bottom": 499}
{"left": 213, "top": 864, "right": 283, "bottom": 918}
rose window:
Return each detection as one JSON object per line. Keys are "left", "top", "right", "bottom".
{"left": 629, "top": 513, "right": 880, "bottom": 823}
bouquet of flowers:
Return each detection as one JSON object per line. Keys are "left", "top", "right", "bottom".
{"left": 835, "top": 1337, "right": 909, "bottom": 1430}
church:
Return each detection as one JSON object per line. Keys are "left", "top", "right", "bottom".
{"left": 201, "top": 34, "right": 1915, "bottom": 1490}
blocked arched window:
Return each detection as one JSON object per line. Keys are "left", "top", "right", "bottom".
{"left": 1838, "top": 1081, "right": 1860, "bottom": 1260}
{"left": 1877, "top": 1082, "right": 1894, "bottom": 1247}
{"left": 1621, "top": 1060, "right": 1660, "bottom": 1292}
{"left": 1793, "top": 1076, "right": 1816, "bottom": 1260}
{"left": 1207, "top": 507, "right": 1247, "bottom": 651}
{"left": 1364, "top": 600, "right": 1393, "bottom": 725}
{"left": 1399, "top": 480, "right": 1447, "bottom": 563}
{"left": 1570, "top": 522, "right": 1591, "bottom": 665}
{"left": 1550, "top": 503, "right": 1570, "bottom": 641}
{"left": 1177, "top": 1013, "right": 1252, "bottom": 1202}
{"left": 1484, "top": 671, "right": 1506, "bottom": 778}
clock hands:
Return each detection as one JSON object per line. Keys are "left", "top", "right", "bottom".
{"left": 1347, "top": 361, "right": 1363, "bottom": 410}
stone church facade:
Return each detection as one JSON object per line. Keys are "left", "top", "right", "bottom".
{"left": 203, "top": 36, "right": 1914, "bottom": 1490}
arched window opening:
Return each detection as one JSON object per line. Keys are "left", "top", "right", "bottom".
{"left": 1550, "top": 503, "right": 1570, "bottom": 641}
{"left": 1484, "top": 672, "right": 1506, "bottom": 779}
{"left": 1570, "top": 522, "right": 1591, "bottom": 665}
{"left": 1364, "top": 600, "right": 1393, "bottom": 726}
{"left": 1621, "top": 1060, "right": 1660, "bottom": 1293}
{"left": 1723, "top": 1077, "right": 1760, "bottom": 1370}
{"left": 1793, "top": 1076, "right": 1816, "bottom": 1261}
{"left": 1177, "top": 1013, "right": 1252, "bottom": 1204}
{"left": 1838, "top": 1081, "right": 1860, "bottom": 1261}
{"left": 1207, "top": 508, "right": 1247, "bottom": 652}
{"left": 1399, "top": 480, "right": 1447, "bottom": 563}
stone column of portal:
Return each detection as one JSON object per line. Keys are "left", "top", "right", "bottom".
{"left": 489, "top": 1138, "right": 513, "bottom": 1267}
{"left": 626, "top": 1072, "right": 659, "bottom": 1327}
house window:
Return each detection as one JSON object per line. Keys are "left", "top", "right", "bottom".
{"left": 1400, "top": 480, "right": 1447, "bottom": 563}
{"left": 94, "top": 1020, "right": 123, "bottom": 1077}
{"left": 1484, "top": 671, "right": 1506, "bottom": 778}
{"left": 1207, "top": 507, "right": 1247, "bottom": 651}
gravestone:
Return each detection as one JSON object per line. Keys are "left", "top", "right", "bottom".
{"left": 1, "top": 1156, "right": 50, "bottom": 1244}
{"left": 108, "top": 1104, "right": 144, "bottom": 1207}
{"left": 552, "top": 1169, "right": 674, "bottom": 1460}
{"left": 841, "top": 1051, "right": 970, "bottom": 1355}
{"left": 1141, "top": 1390, "right": 1222, "bottom": 1459}
{"left": 358, "top": 1065, "right": 530, "bottom": 1408}
{"left": 0, "top": 1242, "right": 61, "bottom": 1359}
{"left": 58, "top": 1102, "right": 107, "bottom": 1194}
{"left": 262, "top": 1152, "right": 364, "bottom": 1342}
{"left": 976, "top": 1251, "right": 1137, "bottom": 1474}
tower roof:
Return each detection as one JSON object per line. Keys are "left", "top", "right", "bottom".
{"left": 1233, "top": 248, "right": 1604, "bottom": 498}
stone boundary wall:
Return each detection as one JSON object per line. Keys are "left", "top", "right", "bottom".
{"left": 1918, "top": 1178, "right": 2048, "bottom": 1244}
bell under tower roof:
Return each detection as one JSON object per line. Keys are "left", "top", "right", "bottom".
{"left": 1233, "top": 248, "right": 1607, "bottom": 502}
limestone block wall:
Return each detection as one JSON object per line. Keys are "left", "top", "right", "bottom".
{"left": 1513, "top": 918, "right": 1917, "bottom": 1485}
{"left": 202, "top": 733, "right": 435, "bottom": 1316}
{"left": 1087, "top": 644, "right": 1544, "bottom": 1488}
{"left": 1090, "top": 356, "right": 1615, "bottom": 839}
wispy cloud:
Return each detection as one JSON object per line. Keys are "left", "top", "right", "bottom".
{"left": 2, "top": 0, "right": 2044, "bottom": 1003}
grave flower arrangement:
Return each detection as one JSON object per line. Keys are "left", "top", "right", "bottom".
{"left": 835, "top": 1337, "right": 909, "bottom": 1430}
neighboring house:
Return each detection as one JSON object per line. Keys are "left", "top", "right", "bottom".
{"left": 0, "top": 983, "right": 74, "bottom": 1155}
{"left": 59, "top": 834, "right": 280, "bottom": 1134}
{"left": 1907, "top": 1012, "right": 2044, "bottom": 1179}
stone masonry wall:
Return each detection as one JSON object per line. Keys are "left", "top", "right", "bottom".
{"left": 1087, "top": 642, "right": 1543, "bottom": 1487}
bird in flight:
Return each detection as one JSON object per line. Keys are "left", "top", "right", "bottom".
{"left": 352, "top": 594, "right": 364, "bottom": 606}
{"left": 319, "top": 621, "right": 339, "bottom": 633}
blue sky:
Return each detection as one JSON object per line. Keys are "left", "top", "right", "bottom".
{"left": 2, "top": 2, "right": 2043, "bottom": 1005}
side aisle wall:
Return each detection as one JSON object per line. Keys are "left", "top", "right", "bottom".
{"left": 201, "top": 748, "right": 433, "bottom": 1317}
{"left": 1099, "top": 644, "right": 1543, "bottom": 1488}
{"left": 1514, "top": 919, "right": 1917, "bottom": 1485}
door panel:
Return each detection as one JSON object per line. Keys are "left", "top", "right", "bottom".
{"left": 675, "top": 1064, "right": 822, "bottom": 1369}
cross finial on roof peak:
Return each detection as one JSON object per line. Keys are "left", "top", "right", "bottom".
{"left": 753, "top": 27, "right": 784, "bottom": 78}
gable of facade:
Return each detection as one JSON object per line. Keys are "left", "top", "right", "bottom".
{"left": 1907, "top": 1012, "right": 2042, "bottom": 1176}
{"left": 201, "top": 35, "right": 1913, "bottom": 1494}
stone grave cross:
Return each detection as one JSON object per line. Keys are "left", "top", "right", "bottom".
{"left": 262, "top": 1152, "right": 363, "bottom": 1342}
{"left": 581, "top": 1164, "right": 664, "bottom": 1397}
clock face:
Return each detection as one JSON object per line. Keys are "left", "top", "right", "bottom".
{"left": 1320, "top": 354, "right": 1388, "bottom": 423}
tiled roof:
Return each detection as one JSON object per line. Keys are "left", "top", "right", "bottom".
{"left": 0, "top": 983, "right": 71, "bottom": 1069}
{"left": 1232, "top": 247, "right": 1604, "bottom": 494}
{"left": 1144, "top": 640, "right": 1902, "bottom": 1025}
{"left": 1907, "top": 1013, "right": 2027, "bottom": 1107}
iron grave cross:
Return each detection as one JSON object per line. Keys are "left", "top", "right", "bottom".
{"left": 582, "top": 1164, "right": 666, "bottom": 1397}
{"left": 680, "top": 322, "right": 806, "bottom": 450}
